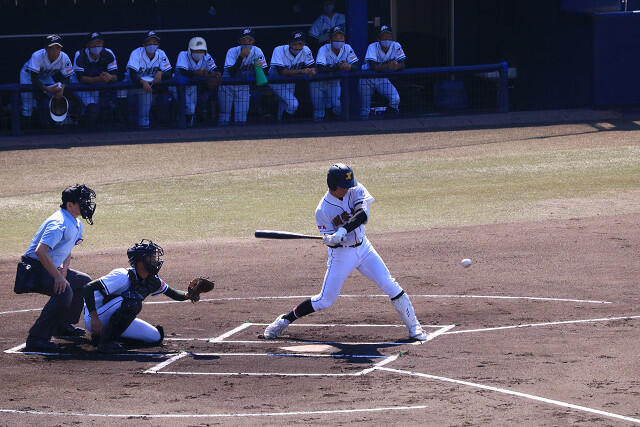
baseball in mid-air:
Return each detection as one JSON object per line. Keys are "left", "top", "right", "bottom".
{"left": 461, "top": 258, "right": 472, "bottom": 268}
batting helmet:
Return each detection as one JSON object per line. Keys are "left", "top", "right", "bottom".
{"left": 188, "top": 36, "right": 207, "bottom": 53}
{"left": 61, "top": 184, "right": 97, "bottom": 225}
{"left": 49, "top": 96, "right": 68, "bottom": 123}
{"left": 327, "top": 163, "right": 357, "bottom": 191}
{"left": 127, "top": 239, "right": 164, "bottom": 275}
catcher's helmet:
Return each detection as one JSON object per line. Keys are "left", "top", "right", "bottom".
{"left": 188, "top": 36, "right": 207, "bottom": 52}
{"left": 49, "top": 96, "right": 68, "bottom": 123}
{"left": 327, "top": 163, "right": 357, "bottom": 191}
{"left": 127, "top": 239, "right": 164, "bottom": 275}
{"left": 61, "top": 184, "right": 97, "bottom": 225}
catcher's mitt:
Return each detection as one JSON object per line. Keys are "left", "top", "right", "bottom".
{"left": 187, "top": 277, "right": 215, "bottom": 303}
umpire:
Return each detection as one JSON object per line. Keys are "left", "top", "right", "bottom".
{"left": 15, "top": 185, "right": 97, "bottom": 352}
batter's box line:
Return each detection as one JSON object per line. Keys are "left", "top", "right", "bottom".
{"left": 4, "top": 343, "right": 174, "bottom": 358}
{"left": 145, "top": 324, "right": 455, "bottom": 377}
{"left": 151, "top": 353, "right": 401, "bottom": 377}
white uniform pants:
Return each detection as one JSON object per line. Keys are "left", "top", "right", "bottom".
{"left": 83, "top": 297, "right": 161, "bottom": 343}
{"left": 359, "top": 77, "right": 400, "bottom": 120}
{"left": 169, "top": 85, "right": 198, "bottom": 115}
{"left": 270, "top": 82, "right": 298, "bottom": 119}
{"left": 218, "top": 84, "right": 250, "bottom": 125}
{"left": 19, "top": 66, "right": 55, "bottom": 117}
{"left": 310, "top": 80, "right": 341, "bottom": 121}
{"left": 311, "top": 237, "right": 403, "bottom": 311}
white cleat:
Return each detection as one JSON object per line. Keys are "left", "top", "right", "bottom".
{"left": 263, "top": 314, "right": 291, "bottom": 339}
{"left": 410, "top": 325, "right": 428, "bottom": 341}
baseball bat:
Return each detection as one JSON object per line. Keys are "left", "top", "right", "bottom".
{"left": 254, "top": 230, "right": 322, "bottom": 240}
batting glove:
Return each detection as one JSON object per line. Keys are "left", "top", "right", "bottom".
{"left": 323, "top": 227, "right": 347, "bottom": 246}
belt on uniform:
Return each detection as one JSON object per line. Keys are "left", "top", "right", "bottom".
{"left": 330, "top": 241, "right": 363, "bottom": 249}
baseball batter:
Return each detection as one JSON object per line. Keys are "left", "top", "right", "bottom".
{"left": 359, "top": 25, "right": 406, "bottom": 120}
{"left": 264, "top": 164, "right": 427, "bottom": 341}
{"left": 269, "top": 31, "right": 316, "bottom": 121}
{"left": 82, "top": 239, "right": 199, "bottom": 353}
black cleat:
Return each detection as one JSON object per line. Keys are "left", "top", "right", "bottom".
{"left": 54, "top": 325, "right": 86, "bottom": 338}
{"left": 97, "top": 341, "right": 125, "bottom": 354}
{"left": 25, "top": 337, "right": 60, "bottom": 353}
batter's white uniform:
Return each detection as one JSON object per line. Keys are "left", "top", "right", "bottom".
{"left": 126, "top": 46, "right": 172, "bottom": 127}
{"left": 359, "top": 41, "right": 406, "bottom": 119}
{"left": 175, "top": 50, "right": 217, "bottom": 115}
{"left": 83, "top": 268, "right": 167, "bottom": 343}
{"left": 268, "top": 45, "right": 315, "bottom": 119}
{"left": 19, "top": 49, "right": 74, "bottom": 116}
{"left": 310, "top": 43, "right": 358, "bottom": 121}
{"left": 218, "top": 45, "right": 267, "bottom": 125}
{"left": 313, "top": 184, "right": 403, "bottom": 311}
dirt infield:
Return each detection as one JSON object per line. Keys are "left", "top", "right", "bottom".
{"left": 0, "top": 213, "right": 638, "bottom": 425}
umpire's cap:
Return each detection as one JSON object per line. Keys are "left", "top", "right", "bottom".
{"left": 327, "top": 163, "right": 357, "bottom": 191}
{"left": 49, "top": 96, "right": 68, "bottom": 123}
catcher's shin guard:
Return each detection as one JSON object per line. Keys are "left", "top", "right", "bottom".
{"left": 99, "top": 297, "right": 142, "bottom": 344}
{"left": 391, "top": 292, "right": 427, "bottom": 341}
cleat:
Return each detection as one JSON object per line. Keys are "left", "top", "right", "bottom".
{"left": 97, "top": 341, "right": 125, "bottom": 354}
{"left": 410, "top": 325, "right": 428, "bottom": 341}
{"left": 25, "top": 337, "right": 60, "bottom": 353}
{"left": 54, "top": 325, "right": 86, "bottom": 338}
{"left": 263, "top": 314, "right": 290, "bottom": 339}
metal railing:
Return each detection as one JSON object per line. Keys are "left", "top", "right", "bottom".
{"left": 0, "top": 62, "right": 509, "bottom": 136}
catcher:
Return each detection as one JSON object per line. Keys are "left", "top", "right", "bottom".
{"left": 82, "top": 239, "right": 214, "bottom": 353}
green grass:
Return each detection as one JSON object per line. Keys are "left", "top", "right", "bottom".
{"left": 1, "top": 137, "right": 639, "bottom": 257}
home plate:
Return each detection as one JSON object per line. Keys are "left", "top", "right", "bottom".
{"left": 280, "top": 344, "right": 339, "bottom": 353}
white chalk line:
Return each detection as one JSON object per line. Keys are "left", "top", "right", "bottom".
{"left": 443, "top": 314, "right": 640, "bottom": 335}
{"left": 208, "top": 322, "right": 252, "bottom": 341}
{"left": 166, "top": 338, "right": 425, "bottom": 345}
{"left": 0, "top": 405, "right": 429, "bottom": 419}
{"left": 245, "top": 322, "right": 451, "bottom": 328}
{"left": 377, "top": 367, "right": 640, "bottom": 424}
{"left": 0, "top": 294, "right": 612, "bottom": 316}
{"left": 145, "top": 323, "right": 253, "bottom": 374}
{"left": 357, "top": 353, "right": 401, "bottom": 376}
{"left": 4, "top": 343, "right": 171, "bottom": 358}
{"left": 143, "top": 352, "right": 188, "bottom": 374}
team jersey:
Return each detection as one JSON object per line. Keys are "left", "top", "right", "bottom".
{"left": 309, "top": 13, "right": 346, "bottom": 41}
{"left": 126, "top": 46, "right": 172, "bottom": 78}
{"left": 74, "top": 48, "right": 118, "bottom": 77}
{"left": 269, "top": 45, "right": 314, "bottom": 73}
{"left": 223, "top": 45, "right": 267, "bottom": 73}
{"left": 176, "top": 50, "right": 217, "bottom": 72}
{"left": 24, "top": 208, "right": 83, "bottom": 267}
{"left": 316, "top": 43, "right": 358, "bottom": 67}
{"left": 315, "top": 183, "right": 374, "bottom": 247}
{"left": 22, "top": 49, "right": 74, "bottom": 79}
{"left": 362, "top": 41, "right": 406, "bottom": 70}
{"left": 92, "top": 267, "right": 169, "bottom": 310}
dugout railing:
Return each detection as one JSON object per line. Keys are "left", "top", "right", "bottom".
{"left": 0, "top": 62, "right": 509, "bottom": 136}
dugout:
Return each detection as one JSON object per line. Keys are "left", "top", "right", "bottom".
{"left": 0, "top": 0, "right": 638, "bottom": 111}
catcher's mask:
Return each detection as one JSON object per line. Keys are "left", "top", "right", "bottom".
{"left": 49, "top": 96, "right": 69, "bottom": 123}
{"left": 61, "top": 184, "right": 97, "bottom": 225}
{"left": 327, "top": 163, "right": 357, "bottom": 191}
{"left": 127, "top": 239, "right": 164, "bottom": 275}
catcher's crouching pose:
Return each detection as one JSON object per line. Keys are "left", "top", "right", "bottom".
{"left": 82, "top": 239, "right": 214, "bottom": 353}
